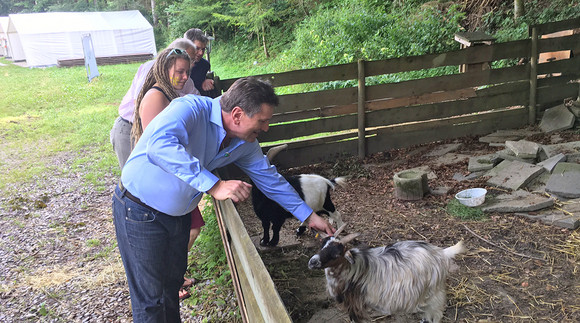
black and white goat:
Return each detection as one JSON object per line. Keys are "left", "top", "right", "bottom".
{"left": 252, "top": 144, "right": 347, "bottom": 246}
{"left": 308, "top": 225, "right": 466, "bottom": 323}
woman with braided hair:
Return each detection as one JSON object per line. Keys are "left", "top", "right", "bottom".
{"left": 131, "top": 47, "right": 191, "bottom": 144}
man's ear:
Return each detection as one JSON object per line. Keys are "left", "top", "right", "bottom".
{"left": 231, "top": 106, "right": 244, "bottom": 125}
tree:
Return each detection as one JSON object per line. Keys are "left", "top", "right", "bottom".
{"left": 514, "top": 0, "right": 524, "bottom": 19}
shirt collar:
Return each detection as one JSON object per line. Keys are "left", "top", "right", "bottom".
{"left": 209, "top": 97, "right": 223, "bottom": 128}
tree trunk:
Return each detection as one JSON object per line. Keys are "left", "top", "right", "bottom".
{"left": 151, "top": 0, "right": 158, "bottom": 26}
{"left": 514, "top": 0, "right": 524, "bottom": 19}
{"left": 262, "top": 24, "right": 269, "bottom": 58}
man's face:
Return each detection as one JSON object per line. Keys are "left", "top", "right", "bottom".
{"left": 192, "top": 40, "right": 207, "bottom": 63}
{"left": 235, "top": 103, "right": 274, "bottom": 142}
{"left": 185, "top": 47, "right": 197, "bottom": 68}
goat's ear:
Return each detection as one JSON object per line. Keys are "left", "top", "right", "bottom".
{"left": 344, "top": 250, "right": 355, "bottom": 264}
{"left": 339, "top": 233, "right": 360, "bottom": 244}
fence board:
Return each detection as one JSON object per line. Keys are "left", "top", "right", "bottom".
{"left": 364, "top": 39, "right": 530, "bottom": 76}
{"left": 530, "top": 17, "right": 580, "bottom": 36}
{"left": 537, "top": 82, "right": 578, "bottom": 107}
{"left": 276, "top": 87, "right": 357, "bottom": 113}
{"left": 367, "top": 108, "right": 528, "bottom": 154}
{"left": 366, "top": 64, "right": 528, "bottom": 101}
{"left": 214, "top": 198, "right": 292, "bottom": 323}
{"left": 538, "top": 34, "right": 580, "bottom": 53}
{"left": 537, "top": 55, "right": 580, "bottom": 75}
{"left": 220, "top": 62, "right": 358, "bottom": 89}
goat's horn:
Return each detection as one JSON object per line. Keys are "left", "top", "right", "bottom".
{"left": 339, "top": 233, "right": 360, "bottom": 244}
{"left": 266, "top": 144, "right": 288, "bottom": 162}
{"left": 333, "top": 223, "right": 347, "bottom": 237}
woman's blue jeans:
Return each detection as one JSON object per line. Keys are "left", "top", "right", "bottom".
{"left": 113, "top": 185, "right": 191, "bottom": 323}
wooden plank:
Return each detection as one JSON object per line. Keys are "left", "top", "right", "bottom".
{"left": 263, "top": 138, "right": 359, "bottom": 169}
{"left": 537, "top": 82, "right": 578, "bottom": 106}
{"left": 261, "top": 115, "right": 357, "bottom": 142}
{"left": 277, "top": 87, "right": 357, "bottom": 113}
{"left": 214, "top": 198, "right": 292, "bottom": 323}
{"left": 529, "top": 17, "right": 580, "bottom": 37}
{"left": 538, "top": 34, "right": 580, "bottom": 53}
{"left": 220, "top": 62, "right": 358, "bottom": 90}
{"left": 366, "top": 64, "right": 529, "bottom": 101}
{"left": 538, "top": 55, "right": 580, "bottom": 75}
{"left": 365, "top": 39, "right": 529, "bottom": 76}
{"left": 366, "top": 108, "right": 528, "bottom": 154}
{"left": 214, "top": 198, "right": 250, "bottom": 323}
{"left": 365, "top": 89, "right": 528, "bottom": 128}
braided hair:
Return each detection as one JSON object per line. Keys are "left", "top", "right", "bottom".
{"left": 131, "top": 47, "right": 191, "bottom": 144}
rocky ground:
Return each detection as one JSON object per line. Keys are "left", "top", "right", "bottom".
{"left": 0, "top": 127, "right": 578, "bottom": 322}
{"left": 234, "top": 128, "right": 580, "bottom": 322}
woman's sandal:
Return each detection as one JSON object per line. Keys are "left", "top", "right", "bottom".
{"left": 182, "top": 277, "right": 195, "bottom": 288}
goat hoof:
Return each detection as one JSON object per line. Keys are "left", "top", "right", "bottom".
{"left": 260, "top": 239, "right": 269, "bottom": 246}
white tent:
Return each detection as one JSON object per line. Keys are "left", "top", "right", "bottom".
{"left": 7, "top": 10, "right": 156, "bottom": 67}
{"left": 0, "top": 17, "right": 10, "bottom": 57}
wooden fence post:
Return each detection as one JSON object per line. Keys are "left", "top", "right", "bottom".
{"left": 529, "top": 27, "right": 538, "bottom": 124}
{"left": 357, "top": 59, "right": 366, "bottom": 159}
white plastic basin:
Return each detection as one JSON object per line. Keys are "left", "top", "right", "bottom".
{"left": 455, "top": 188, "right": 487, "bottom": 207}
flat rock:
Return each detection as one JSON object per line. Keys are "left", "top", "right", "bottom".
{"left": 525, "top": 171, "right": 552, "bottom": 192}
{"left": 405, "top": 165, "right": 437, "bottom": 180}
{"left": 516, "top": 198, "right": 580, "bottom": 229}
{"left": 496, "top": 149, "right": 536, "bottom": 163}
{"left": 468, "top": 153, "right": 500, "bottom": 172}
{"left": 424, "top": 143, "right": 463, "bottom": 157}
{"left": 569, "top": 102, "right": 580, "bottom": 117}
{"left": 453, "top": 171, "right": 486, "bottom": 182}
{"left": 482, "top": 190, "right": 554, "bottom": 213}
{"left": 429, "top": 186, "right": 451, "bottom": 195}
{"left": 505, "top": 140, "right": 540, "bottom": 159}
{"left": 430, "top": 153, "right": 470, "bottom": 167}
{"left": 478, "top": 129, "right": 540, "bottom": 144}
{"left": 536, "top": 153, "right": 567, "bottom": 173}
{"left": 486, "top": 160, "right": 545, "bottom": 190}
{"left": 545, "top": 163, "right": 580, "bottom": 199}
{"left": 541, "top": 141, "right": 580, "bottom": 158}
{"left": 539, "top": 104, "right": 576, "bottom": 133}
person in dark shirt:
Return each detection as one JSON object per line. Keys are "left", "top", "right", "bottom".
{"left": 184, "top": 28, "right": 216, "bottom": 97}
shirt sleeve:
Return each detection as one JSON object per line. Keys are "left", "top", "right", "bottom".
{"left": 236, "top": 143, "right": 313, "bottom": 222}
{"left": 144, "top": 99, "right": 220, "bottom": 193}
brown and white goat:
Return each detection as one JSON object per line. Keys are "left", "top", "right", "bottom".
{"left": 308, "top": 225, "right": 466, "bottom": 323}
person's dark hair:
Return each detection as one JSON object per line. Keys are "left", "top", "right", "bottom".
{"left": 220, "top": 77, "right": 278, "bottom": 117}
{"left": 131, "top": 47, "right": 191, "bottom": 144}
{"left": 183, "top": 28, "right": 208, "bottom": 44}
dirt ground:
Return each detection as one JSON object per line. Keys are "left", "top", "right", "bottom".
{"left": 234, "top": 128, "right": 580, "bottom": 322}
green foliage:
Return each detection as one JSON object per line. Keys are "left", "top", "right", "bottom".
{"left": 446, "top": 198, "right": 487, "bottom": 221}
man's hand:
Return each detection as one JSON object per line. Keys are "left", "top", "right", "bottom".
{"left": 207, "top": 180, "right": 252, "bottom": 203}
{"left": 202, "top": 79, "right": 215, "bottom": 91}
{"left": 306, "top": 212, "right": 335, "bottom": 236}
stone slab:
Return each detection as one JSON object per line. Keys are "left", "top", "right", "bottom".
{"left": 430, "top": 153, "right": 470, "bottom": 167}
{"left": 496, "top": 149, "right": 536, "bottom": 163}
{"left": 541, "top": 141, "right": 580, "bottom": 158}
{"left": 405, "top": 165, "right": 437, "bottom": 180}
{"left": 536, "top": 153, "right": 567, "bottom": 173}
{"left": 545, "top": 163, "right": 580, "bottom": 198}
{"left": 481, "top": 190, "right": 554, "bottom": 213}
{"left": 505, "top": 140, "right": 540, "bottom": 159}
{"left": 468, "top": 153, "right": 500, "bottom": 172}
{"left": 478, "top": 129, "right": 540, "bottom": 144}
{"left": 453, "top": 171, "right": 486, "bottom": 182}
{"left": 539, "top": 104, "right": 576, "bottom": 133}
{"left": 424, "top": 143, "right": 463, "bottom": 157}
{"left": 429, "top": 186, "right": 451, "bottom": 195}
{"left": 486, "top": 160, "right": 546, "bottom": 190}
{"left": 516, "top": 199, "right": 580, "bottom": 229}
{"left": 525, "top": 171, "right": 551, "bottom": 192}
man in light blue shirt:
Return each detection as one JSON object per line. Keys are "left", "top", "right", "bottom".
{"left": 112, "top": 77, "right": 335, "bottom": 322}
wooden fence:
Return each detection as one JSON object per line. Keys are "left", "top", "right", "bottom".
{"left": 213, "top": 18, "right": 580, "bottom": 322}
{"left": 216, "top": 18, "right": 580, "bottom": 170}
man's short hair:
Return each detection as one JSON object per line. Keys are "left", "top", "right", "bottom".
{"left": 220, "top": 77, "right": 278, "bottom": 117}
{"left": 184, "top": 28, "right": 208, "bottom": 44}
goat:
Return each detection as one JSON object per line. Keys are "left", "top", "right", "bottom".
{"left": 308, "top": 225, "right": 466, "bottom": 323}
{"left": 252, "top": 144, "right": 347, "bottom": 246}
{"left": 252, "top": 173, "right": 347, "bottom": 246}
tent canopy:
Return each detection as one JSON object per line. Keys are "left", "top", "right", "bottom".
{"left": 7, "top": 10, "right": 156, "bottom": 67}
